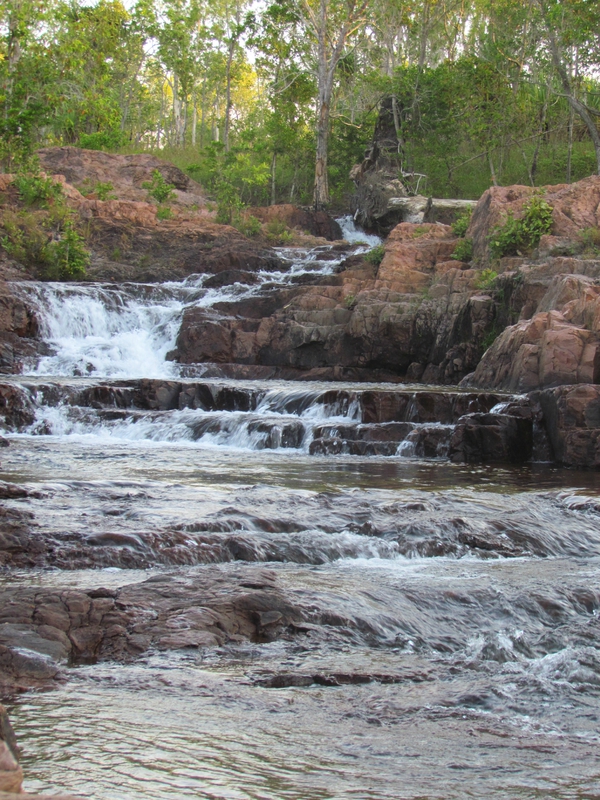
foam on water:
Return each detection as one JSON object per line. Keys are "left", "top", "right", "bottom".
{"left": 336, "top": 215, "right": 382, "bottom": 247}
{"left": 18, "top": 221, "right": 377, "bottom": 380}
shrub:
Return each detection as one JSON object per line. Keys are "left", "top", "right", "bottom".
{"left": 235, "top": 214, "right": 262, "bottom": 237}
{"left": 452, "top": 208, "right": 473, "bottom": 237}
{"left": 79, "top": 130, "right": 128, "bottom": 151}
{"left": 142, "top": 170, "right": 176, "bottom": 205}
{"left": 475, "top": 268, "right": 498, "bottom": 290}
{"left": 94, "top": 181, "right": 116, "bottom": 201}
{"left": 365, "top": 243, "right": 385, "bottom": 266}
{"left": 156, "top": 206, "right": 173, "bottom": 221}
{"left": 265, "top": 220, "right": 293, "bottom": 244}
{"left": 451, "top": 238, "right": 473, "bottom": 262}
{"left": 46, "top": 222, "right": 90, "bottom": 279}
{"left": 580, "top": 227, "right": 600, "bottom": 255}
{"left": 482, "top": 325, "right": 501, "bottom": 351}
{"left": 215, "top": 181, "right": 242, "bottom": 225}
{"left": 14, "top": 172, "right": 63, "bottom": 208}
{"left": 0, "top": 209, "right": 48, "bottom": 264}
{"left": 489, "top": 194, "right": 553, "bottom": 258}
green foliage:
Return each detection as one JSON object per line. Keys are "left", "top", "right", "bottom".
{"left": 343, "top": 293, "right": 356, "bottom": 310}
{"left": 234, "top": 214, "right": 262, "bottom": 237}
{"left": 365, "top": 244, "right": 385, "bottom": 266}
{"left": 45, "top": 223, "right": 90, "bottom": 279}
{"left": 580, "top": 227, "right": 600, "bottom": 255}
{"left": 14, "top": 173, "right": 63, "bottom": 208}
{"left": 0, "top": 207, "right": 89, "bottom": 280}
{"left": 482, "top": 326, "right": 501, "bottom": 351}
{"left": 451, "top": 238, "right": 473, "bottom": 262}
{"left": 265, "top": 220, "right": 293, "bottom": 244}
{"left": 475, "top": 268, "right": 498, "bottom": 290}
{"left": 93, "top": 182, "right": 117, "bottom": 201}
{"left": 156, "top": 206, "right": 173, "bottom": 221}
{"left": 142, "top": 170, "right": 176, "bottom": 204}
{"left": 489, "top": 195, "right": 553, "bottom": 258}
{"left": 0, "top": 210, "right": 49, "bottom": 265}
{"left": 215, "top": 182, "right": 243, "bottom": 225}
{"left": 452, "top": 209, "right": 473, "bottom": 237}
{"left": 79, "top": 131, "right": 129, "bottom": 151}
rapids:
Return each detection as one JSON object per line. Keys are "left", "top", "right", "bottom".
{"left": 2, "top": 221, "right": 600, "bottom": 800}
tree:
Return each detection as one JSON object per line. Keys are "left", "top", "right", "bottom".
{"left": 533, "top": 0, "right": 600, "bottom": 174}
{"left": 298, "top": 0, "right": 369, "bottom": 208}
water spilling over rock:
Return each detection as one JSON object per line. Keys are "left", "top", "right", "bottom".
{"left": 0, "top": 215, "right": 599, "bottom": 800}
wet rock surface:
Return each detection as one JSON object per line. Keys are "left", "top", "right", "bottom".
{"left": 0, "top": 568, "right": 304, "bottom": 692}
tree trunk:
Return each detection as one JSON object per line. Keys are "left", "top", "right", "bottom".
{"left": 566, "top": 105, "right": 574, "bottom": 183}
{"left": 538, "top": 5, "right": 600, "bottom": 173}
{"left": 270, "top": 152, "right": 277, "bottom": 205}
{"left": 313, "top": 93, "right": 330, "bottom": 209}
{"left": 192, "top": 98, "right": 197, "bottom": 146}
{"left": 529, "top": 87, "right": 549, "bottom": 185}
{"left": 5, "top": 4, "right": 22, "bottom": 126}
{"left": 224, "top": 38, "right": 234, "bottom": 151}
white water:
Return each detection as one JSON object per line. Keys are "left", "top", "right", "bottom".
{"left": 19, "top": 221, "right": 377, "bottom": 381}
{"left": 336, "top": 215, "right": 382, "bottom": 247}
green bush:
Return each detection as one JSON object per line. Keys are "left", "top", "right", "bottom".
{"left": 215, "top": 181, "right": 243, "bottom": 225}
{"left": 156, "top": 206, "right": 173, "bottom": 221}
{"left": 79, "top": 130, "right": 129, "bottom": 151}
{"left": 235, "top": 214, "right": 262, "bottom": 237}
{"left": 14, "top": 172, "right": 63, "bottom": 208}
{"left": 451, "top": 238, "right": 473, "bottom": 262}
{"left": 475, "top": 268, "right": 498, "bottom": 290}
{"left": 365, "top": 243, "right": 385, "bottom": 266}
{"left": 489, "top": 194, "right": 553, "bottom": 258}
{"left": 142, "top": 170, "right": 176, "bottom": 205}
{"left": 580, "top": 227, "right": 600, "bottom": 255}
{"left": 0, "top": 209, "right": 48, "bottom": 264}
{"left": 46, "top": 222, "right": 90, "bottom": 279}
{"left": 265, "top": 219, "right": 293, "bottom": 244}
{"left": 94, "top": 181, "right": 116, "bottom": 201}
{"left": 452, "top": 208, "right": 473, "bottom": 237}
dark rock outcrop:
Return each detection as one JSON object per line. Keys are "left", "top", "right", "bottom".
{"left": 250, "top": 204, "right": 342, "bottom": 241}
{"left": 449, "top": 413, "right": 533, "bottom": 464}
{"left": 533, "top": 384, "right": 600, "bottom": 467}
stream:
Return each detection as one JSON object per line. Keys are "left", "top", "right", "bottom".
{"left": 1, "top": 219, "right": 600, "bottom": 800}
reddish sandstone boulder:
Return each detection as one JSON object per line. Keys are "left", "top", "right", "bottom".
{"left": 465, "top": 311, "right": 600, "bottom": 392}
{"left": 377, "top": 223, "right": 457, "bottom": 292}
{"left": 469, "top": 176, "right": 600, "bottom": 261}
{"left": 449, "top": 413, "right": 533, "bottom": 463}
{"left": 38, "top": 146, "right": 205, "bottom": 205}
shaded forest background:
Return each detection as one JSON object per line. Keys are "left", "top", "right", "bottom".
{"left": 2, "top": 0, "right": 600, "bottom": 211}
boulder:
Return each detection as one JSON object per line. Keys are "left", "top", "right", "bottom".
{"left": 533, "top": 384, "right": 600, "bottom": 467}
{"left": 38, "top": 146, "right": 205, "bottom": 205}
{"left": 468, "top": 176, "right": 600, "bottom": 262}
{"left": 449, "top": 413, "right": 533, "bottom": 463}
{"left": 464, "top": 311, "right": 600, "bottom": 392}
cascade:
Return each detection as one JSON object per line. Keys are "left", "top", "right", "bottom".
{"left": 0, "top": 216, "right": 599, "bottom": 800}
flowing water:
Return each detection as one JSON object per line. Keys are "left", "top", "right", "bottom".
{"left": 2, "top": 223, "right": 600, "bottom": 799}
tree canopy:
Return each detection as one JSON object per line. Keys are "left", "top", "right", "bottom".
{"left": 1, "top": 0, "right": 600, "bottom": 207}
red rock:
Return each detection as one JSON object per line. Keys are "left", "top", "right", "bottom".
{"left": 465, "top": 311, "right": 600, "bottom": 392}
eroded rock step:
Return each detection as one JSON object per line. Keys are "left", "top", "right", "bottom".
{"left": 0, "top": 378, "right": 536, "bottom": 461}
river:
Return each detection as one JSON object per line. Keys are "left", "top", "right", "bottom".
{"left": 1, "top": 219, "right": 599, "bottom": 800}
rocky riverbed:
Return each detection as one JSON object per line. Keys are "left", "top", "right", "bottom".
{"left": 0, "top": 149, "right": 599, "bottom": 798}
